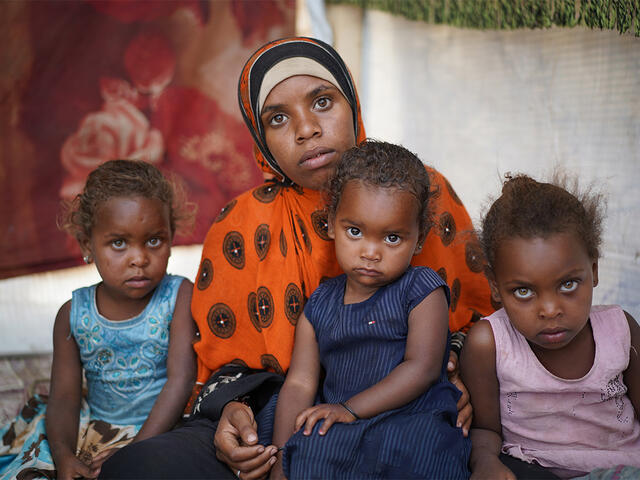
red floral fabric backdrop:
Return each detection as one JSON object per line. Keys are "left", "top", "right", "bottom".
{"left": 0, "top": 0, "right": 294, "bottom": 279}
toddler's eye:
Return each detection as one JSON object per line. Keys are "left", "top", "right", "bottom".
{"left": 559, "top": 280, "right": 578, "bottom": 292}
{"left": 111, "top": 239, "right": 126, "bottom": 250}
{"left": 346, "top": 227, "right": 361, "bottom": 238}
{"left": 314, "top": 96, "right": 331, "bottom": 110}
{"left": 385, "top": 234, "right": 400, "bottom": 245}
{"left": 513, "top": 287, "right": 533, "bottom": 299}
{"left": 148, "top": 237, "right": 162, "bottom": 248}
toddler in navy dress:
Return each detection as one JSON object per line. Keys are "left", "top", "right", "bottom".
{"left": 270, "top": 140, "right": 471, "bottom": 479}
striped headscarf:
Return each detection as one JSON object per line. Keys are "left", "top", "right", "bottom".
{"left": 191, "top": 37, "right": 493, "bottom": 384}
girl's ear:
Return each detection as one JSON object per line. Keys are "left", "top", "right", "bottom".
{"left": 78, "top": 233, "right": 92, "bottom": 257}
{"left": 592, "top": 260, "right": 599, "bottom": 287}
{"left": 485, "top": 267, "right": 502, "bottom": 303}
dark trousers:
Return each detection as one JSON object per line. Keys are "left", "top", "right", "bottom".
{"left": 98, "top": 417, "right": 235, "bottom": 479}
{"left": 500, "top": 453, "right": 560, "bottom": 480}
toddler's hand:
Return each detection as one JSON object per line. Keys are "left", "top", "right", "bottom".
{"left": 294, "top": 403, "right": 357, "bottom": 436}
{"left": 470, "top": 455, "right": 516, "bottom": 480}
{"left": 56, "top": 452, "right": 100, "bottom": 480}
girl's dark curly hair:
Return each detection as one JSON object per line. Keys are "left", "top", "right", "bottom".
{"left": 59, "top": 159, "right": 196, "bottom": 241}
{"left": 481, "top": 172, "right": 605, "bottom": 268}
{"left": 326, "top": 139, "right": 436, "bottom": 237}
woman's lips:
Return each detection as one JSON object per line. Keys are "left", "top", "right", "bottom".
{"left": 299, "top": 147, "right": 335, "bottom": 169}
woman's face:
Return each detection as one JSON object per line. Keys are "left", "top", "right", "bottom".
{"left": 260, "top": 75, "right": 356, "bottom": 190}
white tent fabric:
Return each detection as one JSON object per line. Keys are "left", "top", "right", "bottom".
{"left": 358, "top": 10, "right": 639, "bottom": 322}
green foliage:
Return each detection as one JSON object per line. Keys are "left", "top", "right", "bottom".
{"left": 327, "top": 0, "right": 640, "bottom": 36}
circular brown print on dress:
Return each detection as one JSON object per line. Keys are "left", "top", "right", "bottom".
{"left": 311, "top": 210, "right": 331, "bottom": 241}
{"left": 284, "top": 283, "right": 303, "bottom": 325}
{"left": 254, "top": 224, "right": 271, "bottom": 261}
{"left": 215, "top": 199, "right": 237, "bottom": 223}
{"left": 223, "top": 231, "right": 245, "bottom": 269}
{"left": 252, "top": 183, "right": 282, "bottom": 203}
{"left": 261, "top": 354, "right": 284, "bottom": 375}
{"left": 207, "top": 303, "right": 236, "bottom": 339}
{"left": 291, "top": 184, "right": 304, "bottom": 195}
{"left": 295, "top": 214, "right": 312, "bottom": 253}
{"left": 197, "top": 258, "right": 214, "bottom": 290}
{"left": 438, "top": 212, "right": 457, "bottom": 247}
{"left": 256, "top": 287, "right": 274, "bottom": 328}
{"left": 229, "top": 358, "right": 248, "bottom": 368}
{"left": 465, "top": 240, "right": 485, "bottom": 273}
{"left": 247, "top": 292, "right": 261, "bottom": 332}
{"left": 444, "top": 178, "right": 463, "bottom": 205}
{"left": 279, "top": 229, "right": 287, "bottom": 257}
{"left": 450, "top": 278, "right": 461, "bottom": 313}
{"left": 436, "top": 267, "right": 447, "bottom": 283}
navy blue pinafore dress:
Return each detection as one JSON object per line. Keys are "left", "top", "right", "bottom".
{"left": 282, "top": 266, "right": 471, "bottom": 479}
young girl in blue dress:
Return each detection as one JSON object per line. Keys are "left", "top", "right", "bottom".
{"left": 0, "top": 160, "right": 197, "bottom": 480}
{"left": 270, "top": 140, "right": 471, "bottom": 480}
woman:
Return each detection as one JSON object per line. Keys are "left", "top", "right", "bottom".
{"left": 100, "top": 37, "right": 493, "bottom": 480}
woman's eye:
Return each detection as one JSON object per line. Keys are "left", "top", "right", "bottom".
{"left": 346, "top": 227, "right": 361, "bottom": 238}
{"left": 385, "top": 234, "right": 400, "bottom": 245}
{"left": 269, "top": 113, "right": 287, "bottom": 126}
{"left": 148, "top": 237, "right": 162, "bottom": 248}
{"left": 111, "top": 239, "right": 126, "bottom": 250}
{"left": 314, "top": 96, "right": 331, "bottom": 110}
{"left": 559, "top": 280, "right": 578, "bottom": 292}
{"left": 513, "top": 287, "right": 533, "bottom": 299}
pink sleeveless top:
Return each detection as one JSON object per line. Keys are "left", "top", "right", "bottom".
{"left": 486, "top": 305, "right": 640, "bottom": 478}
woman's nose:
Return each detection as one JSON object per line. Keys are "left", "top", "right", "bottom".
{"left": 295, "top": 111, "right": 321, "bottom": 142}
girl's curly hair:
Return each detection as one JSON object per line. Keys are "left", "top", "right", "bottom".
{"left": 481, "top": 172, "right": 605, "bottom": 268}
{"left": 59, "top": 159, "right": 196, "bottom": 241}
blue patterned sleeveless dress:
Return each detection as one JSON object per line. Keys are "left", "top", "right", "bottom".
{"left": 0, "top": 274, "right": 185, "bottom": 479}
{"left": 282, "top": 266, "right": 471, "bottom": 479}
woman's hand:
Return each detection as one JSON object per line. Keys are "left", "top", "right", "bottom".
{"left": 448, "top": 350, "right": 472, "bottom": 436}
{"left": 56, "top": 451, "right": 100, "bottom": 480}
{"left": 294, "top": 403, "right": 357, "bottom": 436}
{"left": 214, "top": 401, "right": 277, "bottom": 480}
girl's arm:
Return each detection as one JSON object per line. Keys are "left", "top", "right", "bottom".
{"left": 298, "top": 287, "right": 449, "bottom": 438}
{"left": 460, "top": 320, "right": 515, "bottom": 480}
{"left": 134, "top": 279, "right": 197, "bottom": 442}
{"left": 46, "top": 301, "right": 99, "bottom": 480}
{"left": 623, "top": 311, "right": 640, "bottom": 418}
{"left": 270, "top": 312, "right": 321, "bottom": 479}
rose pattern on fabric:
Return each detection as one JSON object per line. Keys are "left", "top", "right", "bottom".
{"left": 60, "top": 98, "right": 164, "bottom": 199}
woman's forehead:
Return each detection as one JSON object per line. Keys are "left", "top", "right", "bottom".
{"left": 262, "top": 75, "right": 341, "bottom": 110}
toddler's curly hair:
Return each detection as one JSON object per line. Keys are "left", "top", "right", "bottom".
{"left": 326, "top": 139, "right": 436, "bottom": 237}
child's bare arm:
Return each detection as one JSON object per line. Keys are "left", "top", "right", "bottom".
{"left": 133, "top": 279, "right": 197, "bottom": 442}
{"left": 330, "top": 287, "right": 449, "bottom": 422}
{"left": 460, "top": 320, "right": 514, "bottom": 479}
{"left": 623, "top": 311, "right": 640, "bottom": 419}
{"left": 271, "top": 313, "right": 321, "bottom": 479}
{"left": 46, "top": 301, "right": 98, "bottom": 479}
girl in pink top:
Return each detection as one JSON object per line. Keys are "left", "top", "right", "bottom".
{"left": 461, "top": 174, "right": 640, "bottom": 479}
